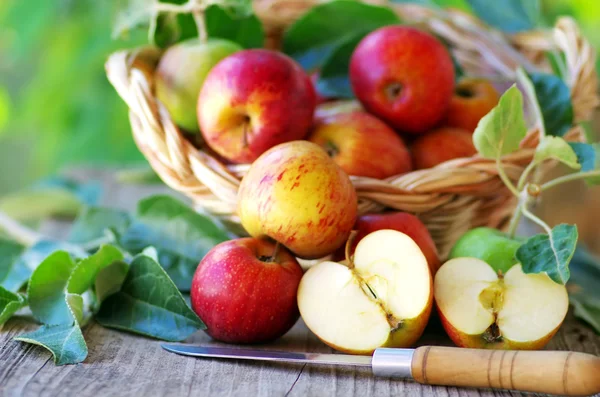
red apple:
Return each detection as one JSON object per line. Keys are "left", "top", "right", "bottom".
{"left": 444, "top": 78, "right": 500, "bottom": 132}
{"left": 349, "top": 26, "right": 455, "bottom": 134}
{"left": 198, "top": 49, "right": 316, "bottom": 164}
{"left": 334, "top": 212, "right": 441, "bottom": 275}
{"left": 190, "top": 238, "right": 303, "bottom": 344}
{"left": 410, "top": 127, "right": 476, "bottom": 169}
{"left": 308, "top": 111, "right": 412, "bottom": 178}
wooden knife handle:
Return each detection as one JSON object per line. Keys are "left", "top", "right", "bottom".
{"left": 411, "top": 346, "right": 600, "bottom": 396}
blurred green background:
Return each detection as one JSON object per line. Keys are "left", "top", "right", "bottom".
{"left": 0, "top": 0, "right": 599, "bottom": 195}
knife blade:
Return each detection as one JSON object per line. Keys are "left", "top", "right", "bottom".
{"left": 161, "top": 343, "right": 600, "bottom": 396}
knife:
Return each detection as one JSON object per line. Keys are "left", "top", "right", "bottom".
{"left": 162, "top": 343, "right": 600, "bottom": 396}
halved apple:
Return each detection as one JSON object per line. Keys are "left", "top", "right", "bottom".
{"left": 297, "top": 229, "right": 433, "bottom": 354}
{"left": 434, "top": 258, "right": 569, "bottom": 349}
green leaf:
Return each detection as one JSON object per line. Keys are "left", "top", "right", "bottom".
{"left": 473, "top": 85, "right": 528, "bottom": 159}
{"left": 282, "top": 0, "right": 400, "bottom": 71}
{"left": 68, "top": 207, "right": 131, "bottom": 245}
{"left": 0, "top": 239, "right": 25, "bottom": 291}
{"left": 569, "top": 142, "right": 600, "bottom": 185}
{"left": 95, "top": 261, "right": 129, "bottom": 304}
{"left": 35, "top": 176, "right": 102, "bottom": 206}
{"left": 0, "top": 287, "right": 26, "bottom": 325}
{"left": 67, "top": 245, "right": 124, "bottom": 295}
{"left": 516, "top": 224, "right": 578, "bottom": 285}
{"left": 466, "top": 0, "right": 540, "bottom": 33}
{"left": 119, "top": 195, "right": 229, "bottom": 291}
{"left": 317, "top": 32, "right": 367, "bottom": 99}
{"left": 204, "top": 4, "right": 264, "bottom": 49}
{"left": 153, "top": 1, "right": 198, "bottom": 48}
{"left": 28, "top": 251, "right": 76, "bottom": 325}
{"left": 96, "top": 254, "right": 204, "bottom": 341}
{"left": 15, "top": 323, "right": 88, "bottom": 365}
{"left": 534, "top": 136, "right": 581, "bottom": 169}
{"left": 8, "top": 240, "right": 87, "bottom": 294}
{"left": 0, "top": 188, "right": 83, "bottom": 222}
{"left": 529, "top": 72, "right": 574, "bottom": 137}
{"left": 568, "top": 246, "right": 600, "bottom": 334}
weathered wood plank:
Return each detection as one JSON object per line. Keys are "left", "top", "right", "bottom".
{"left": 0, "top": 170, "right": 599, "bottom": 397}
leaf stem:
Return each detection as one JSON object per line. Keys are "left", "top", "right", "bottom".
{"left": 517, "top": 161, "right": 537, "bottom": 191}
{"left": 516, "top": 67, "right": 546, "bottom": 138}
{"left": 521, "top": 203, "right": 552, "bottom": 235}
{"left": 496, "top": 157, "right": 520, "bottom": 197}
{"left": 507, "top": 201, "right": 524, "bottom": 238}
{"left": 0, "top": 211, "right": 42, "bottom": 246}
{"left": 541, "top": 170, "right": 600, "bottom": 192}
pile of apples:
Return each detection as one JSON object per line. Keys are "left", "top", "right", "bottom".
{"left": 155, "top": 25, "right": 569, "bottom": 353}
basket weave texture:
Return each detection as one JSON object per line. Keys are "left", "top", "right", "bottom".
{"left": 106, "top": 0, "right": 599, "bottom": 258}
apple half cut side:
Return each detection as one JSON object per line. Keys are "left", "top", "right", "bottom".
{"left": 434, "top": 258, "right": 569, "bottom": 349}
{"left": 297, "top": 230, "right": 433, "bottom": 354}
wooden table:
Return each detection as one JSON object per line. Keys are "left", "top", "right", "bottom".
{"left": 1, "top": 170, "right": 599, "bottom": 397}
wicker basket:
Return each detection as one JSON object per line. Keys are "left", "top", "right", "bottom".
{"left": 105, "top": 0, "right": 599, "bottom": 259}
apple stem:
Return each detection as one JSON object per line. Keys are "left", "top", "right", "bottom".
{"left": 242, "top": 121, "right": 249, "bottom": 148}
{"left": 266, "top": 241, "right": 281, "bottom": 263}
{"left": 344, "top": 230, "right": 358, "bottom": 270}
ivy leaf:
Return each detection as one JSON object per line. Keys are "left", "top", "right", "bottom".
{"left": 0, "top": 239, "right": 25, "bottom": 292}
{"left": 0, "top": 287, "right": 26, "bottom": 325}
{"left": 473, "top": 85, "right": 527, "bottom": 159}
{"left": 534, "top": 136, "right": 581, "bottom": 170}
{"left": 204, "top": 4, "right": 264, "bottom": 49}
{"left": 529, "top": 72, "right": 574, "bottom": 137}
{"left": 96, "top": 254, "right": 204, "bottom": 341}
{"left": 119, "top": 195, "right": 229, "bottom": 291}
{"left": 68, "top": 207, "right": 131, "bottom": 245}
{"left": 516, "top": 224, "right": 578, "bottom": 285}
{"left": 317, "top": 32, "right": 367, "bottom": 99}
{"left": 282, "top": 0, "right": 400, "bottom": 71}
{"left": 35, "top": 176, "right": 102, "bottom": 207}
{"left": 569, "top": 142, "right": 600, "bottom": 186}
{"left": 27, "top": 251, "right": 76, "bottom": 325}
{"left": 15, "top": 323, "right": 88, "bottom": 365}
{"left": 466, "top": 0, "right": 540, "bottom": 33}
{"left": 569, "top": 246, "right": 600, "bottom": 334}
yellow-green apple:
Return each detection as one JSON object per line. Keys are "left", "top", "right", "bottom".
{"left": 298, "top": 229, "right": 433, "bottom": 354}
{"left": 156, "top": 38, "right": 242, "bottom": 132}
{"left": 198, "top": 49, "right": 316, "bottom": 164}
{"left": 334, "top": 212, "right": 440, "bottom": 275}
{"left": 449, "top": 227, "right": 523, "bottom": 275}
{"left": 444, "top": 78, "right": 499, "bottom": 132}
{"left": 190, "top": 237, "right": 303, "bottom": 344}
{"left": 349, "top": 26, "right": 455, "bottom": 134}
{"left": 434, "top": 258, "right": 569, "bottom": 349}
{"left": 238, "top": 141, "right": 357, "bottom": 259}
{"left": 308, "top": 111, "right": 412, "bottom": 179}
{"left": 410, "top": 127, "right": 476, "bottom": 169}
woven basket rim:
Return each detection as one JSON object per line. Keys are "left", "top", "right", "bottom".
{"left": 104, "top": 0, "right": 599, "bottom": 258}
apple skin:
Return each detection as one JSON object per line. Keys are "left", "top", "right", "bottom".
{"left": 444, "top": 78, "right": 499, "bottom": 132}
{"left": 190, "top": 238, "right": 303, "bottom": 344}
{"left": 238, "top": 141, "right": 358, "bottom": 259}
{"left": 410, "top": 127, "right": 477, "bottom": 169}
{"left": 156, "top": 38, "right": 242, "bottom": 132}
{"left": 333, "top": 212, "right": 441, "bottom": 275}
{"left": 437, "top": 308, "right": 562, "bottom": 350}
{"left": 449, "top": 227, "right": 523, "bottom": 275}
{"left": 308, "top": 111, "right": 412, "bottom": 179}
{"left": 198, "top": 49, "right": 316, "bottom": 164}
{"left": 349, "top": 26, "right": 455, "bottom": 134}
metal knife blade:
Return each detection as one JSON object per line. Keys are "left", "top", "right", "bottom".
{"left": 161, "top": 343, "right": 373, "bottom": 367}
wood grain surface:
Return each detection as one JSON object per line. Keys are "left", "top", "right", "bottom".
{"left": 0, "top": 169, "right": 599, "bottom": 397}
